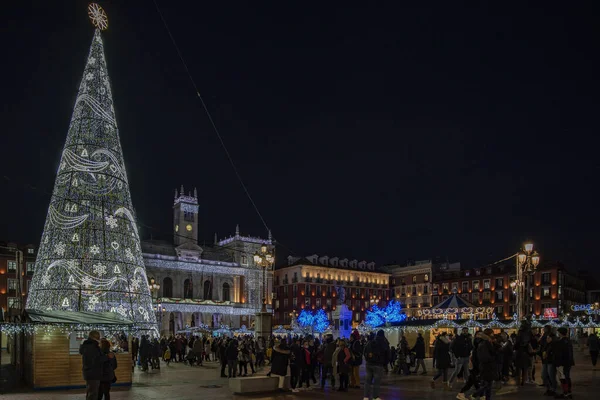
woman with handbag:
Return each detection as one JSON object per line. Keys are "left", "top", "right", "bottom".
{"left": 99, "top": 338, "right": 118, "bottom": 400}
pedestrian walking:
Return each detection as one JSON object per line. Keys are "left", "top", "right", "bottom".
{"left": 470, "top": 329, "right": 496, "bottom": 400}
{"left": 363, "top": 330, "right": 389, "bottom": 400}
{"left": 449, "top": 327, "right": 473, "bottom": 387}
{"left": 411, "top": 331, "right": 428, "bottom": 375}
{"left": 554, "top": 327, "right": 574, "bottom": 399}
{"left": 431, "top": 332, "right": 451, "bottom": 389}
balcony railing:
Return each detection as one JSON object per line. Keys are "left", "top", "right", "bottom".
{"left": 292, "top": 277, "right": 298, "bottom": 283}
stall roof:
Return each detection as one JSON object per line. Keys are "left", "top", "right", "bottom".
{"left": 26, "top": 309, "right": 133, "bottom": 325}
{"left": 432, "top": 294, "right": 475, "bottom": 309}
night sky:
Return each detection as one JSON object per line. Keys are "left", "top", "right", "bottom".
{"left": 1, "top": 2, "right": 599, "bottom": 274}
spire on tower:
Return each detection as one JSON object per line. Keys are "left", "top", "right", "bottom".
{"left": 235, "top": 224, "right": 240, "bottom": 236}
{"left": 214, "top": 232, "right": 217, "bottom": 244}
{"left": 194, "top": 187, "right": 198, "bottom": 198}
{"left": 268, "top": 229, "right": 272, "bottom": 241}
{"left": 180, "top": 184, "right": 184, "bottom": 195}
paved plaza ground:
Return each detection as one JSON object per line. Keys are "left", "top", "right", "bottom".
{"left": 3, "top": 351, "right": 599, "bottom": 399}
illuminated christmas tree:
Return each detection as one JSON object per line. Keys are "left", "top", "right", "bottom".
{"left": 26, "top": 4, "right": 156, "bottom": 329}
{"left": 365, "top": 300, "right": 406, "bottom": 328}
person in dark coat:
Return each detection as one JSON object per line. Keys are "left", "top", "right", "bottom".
{"left": 587, "top": 333, "right": 599, "bottom": 368}
{"left": 412, "top": 331, "right": 427, "bottom": 375}
{"left": 226, "top": 339, "right": 239, "bottom": 378}
{"left": 514, "top": 322, "right": 533, "bottom": 385}
{"left": 219, "top": 339, "right": 228, "bottom": 377}
{"left": 98, "top": 338, "right": 118, "bottom": 400}
{"left": 79, "top": 330, "right": 112, "bottom": 400}
{"left": 471, "top": 329, "right": 496, "bottom": 400}
{"left": 139, "top": 335, "right": 150, "bottom": 372}
{"left": 430, "top": 332, "right": 451, "bottom": 389}
{"left": 131, "top": 337, "right": 139, "bottom": 366}
{"left": 321, "top": 335, "right": 338, "bottom": 389}
{"left": 554, "top": 327, "right": 574, "bottom": 399}
{"left": 270, "top": 339, "right": 291, "bottom": 391}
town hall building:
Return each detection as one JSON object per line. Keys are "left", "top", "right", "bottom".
{"left": 142, "top": 186, "right": 273, "bottom": 336}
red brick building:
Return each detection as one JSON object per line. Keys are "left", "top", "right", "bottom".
{"left": 273, "top": 255, "right": 391, "bottom": 326}
{"left": 0, "top": 242, "right": 37, "bottom": 319}
{"left": 432, "top": 261, "right": 585, "bottom": 319}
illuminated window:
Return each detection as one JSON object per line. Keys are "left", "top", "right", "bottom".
{"left": 7, "top": 297, "right": 18, "bottom": 309}
{"left": 412, "top": 276, "right": 417, "bottom": 284}
{"left": 462, "top": 282, "right": 469, "bottom": 292}
{"left": 543, "top": 287, "right": 550, "bottom": 297}
{"left": 424, "top": 274, "right": 429, "bottom": 282}
{"left": 483, "top": 279, "right": 491, "bottom": 290}
{"left": 27, "top": 248, "right": 34, "bottom": 254}
{"left": 483, "top": 292, "right": 491, "bottom": 300}
{"left": 7, "top": 261, "right": 16, "bottom": 272}
{"left": 496, "top": 291, "right": 503, "bottom": 300}
{"left": 8, "top": 279, "right": 18, "bottom": 291}
{"left": 26, "top": 262, "right": 35, "bottom": 274}
{"left": 473, "top": 281, "right": 480, "bottom": 291}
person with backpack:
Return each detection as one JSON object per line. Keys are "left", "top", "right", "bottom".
{"left": 363, "top": 330, "right": 389, "bottom": 400}
{"left": 449, "top": 327, "right": 473, "bottom": 387}
{"left": 412, "top": 331, "right": 427, "bottom": 375}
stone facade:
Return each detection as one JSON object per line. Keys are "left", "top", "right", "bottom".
{"left": 142, "top": 188, "right": 273, "bottom": 336}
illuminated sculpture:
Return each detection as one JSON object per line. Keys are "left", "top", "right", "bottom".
{"left": 26, "top": 4, "right": 156, "bottom": 330}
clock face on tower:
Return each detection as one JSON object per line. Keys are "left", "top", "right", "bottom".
{"left": 186, "top": 224, "right": 192, "bottom": 232}
{"left": 175, "top": 225, "right": 179, "bottom": 232}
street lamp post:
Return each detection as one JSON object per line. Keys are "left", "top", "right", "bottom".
{"left": 515, "top": 243, "right": 541, "bottom": 320}
{"left": 148, "top": 277, "right": 163, "bottom": 332}
{"left": 254, "top": 245, "right": 275, "bottom": 313}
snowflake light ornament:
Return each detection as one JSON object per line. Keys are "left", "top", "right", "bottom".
{"left": 116, "top": 304, "right": 127, "bottom": 317}
{"left": 105, "top": 215, "right": 118, "bottom": 229}
{"left": 82, "top": 276, "right": 93, "bottom": 287}
{"left": 88, "top": 295, "right": 100, "bottom": 311}
{"left": 41, "top": 273, "right": 51, "bottom": 287}
{"left": 93, "top": 263, "right": 107, "bottom": 277}
{"left": 88, "top": 3, "right": 108, "bottom": 31}
{"left": 54, "top": 242, "right": 66, "bottom": 256}
{"left": 86, "top": 72, "right": 94, "bottom": 81}
{"left": 89, "top": 245, "right": 100, "bottom": 255}
{"left": 88, "top": 57, "right": 96, "bottom": 65}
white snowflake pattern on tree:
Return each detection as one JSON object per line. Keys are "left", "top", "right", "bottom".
{"left": 125, "top": 248, "right": 134, "bottom": 261}
{"left": 86, "top": 72, "right": 94, "bottom": 81}
{"left": 93, "top": 263, "right": 107, "bottom": 277}
{"left": 89, "top": 245, "right": 100, "bottom": 255}
{"left": 54, "top": 242, "right": 66, "bottom": 256}
{"left": 41, "top": 273, "right": 51, "bottom": 287}
{"left": 130, "top": 276, "right": 141, "bottom": 291}
{"left": 82, "top": 276, "right": 93, "bottom": 287}
{"left": 88, "top": 56, "right": 96, "bottom": 65}
{"left": 116, "top": 304, "right": 127, "bottom": 317}
{"left": 105, "top": 215, "right": 118, "bottom": 229}
{"left": 88, "top": 295, "right": 99, "bottom": 311}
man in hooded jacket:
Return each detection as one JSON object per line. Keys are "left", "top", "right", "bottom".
{"left": 80, "top": 330, "right": 113, "bottom": 400}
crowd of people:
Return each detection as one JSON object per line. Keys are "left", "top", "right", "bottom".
{"left": 426, "top": 321, "right": 594, "bottom": 400}
{"left": 81, "top": 322, "right": 598, "bottom": 400}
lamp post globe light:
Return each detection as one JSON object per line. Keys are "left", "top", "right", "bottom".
{"left": 515, "top": 242, "right": 541, "bottom": 320}
{"left": 148, "top": 277, "right": 164, "bottom": 331}
{"left": 254, "top": 245, "right": 275, "bottom": 313}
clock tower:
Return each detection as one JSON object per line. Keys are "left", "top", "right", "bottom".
{"left": 173, "top": 185, "right": 199, "bottom": 246}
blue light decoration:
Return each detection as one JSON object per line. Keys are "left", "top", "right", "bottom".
{"left": 365, "top": 300, "right": 407, "bottom": 328}
{"left": 296, "top": 309, "right": 330, "bottom": 333}
{"left": 297, "top": 309, "right": 314, "bottom": 328}
{"left": 313, "top": 309, "right": 330, "bottom": 333}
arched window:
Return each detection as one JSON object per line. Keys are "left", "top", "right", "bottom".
{"left": 184, "top": 279, "right": 193, "bottom": 299}
{"left": 222, "top": 282, "right": 230, "bottom": 302}
{"left": 412, "top": 276, "right": 417, "bottom": 284}
{"left": 424, "top": 274, "right": 429, "bottom": 282}
{"left": 203, "top": 280, "right": 212, "bottom": 300}
{"left": 163, "top": 277, "right": 173, "bottom": 298}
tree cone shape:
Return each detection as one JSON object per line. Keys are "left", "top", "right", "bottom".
{"left": 26, "top": 29, "right": 156, "bottom": 330}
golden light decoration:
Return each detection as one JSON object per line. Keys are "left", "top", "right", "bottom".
{"left": 88, "top": 3, "right": 108, "bottom": 31}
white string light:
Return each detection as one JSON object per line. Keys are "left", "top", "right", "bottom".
{"left": 25, "top": 29, "right": 156, "bottom": 330}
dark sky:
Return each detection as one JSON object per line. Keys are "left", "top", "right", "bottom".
{"left": 1, "top": 1, "right": 599, "bottom": 273}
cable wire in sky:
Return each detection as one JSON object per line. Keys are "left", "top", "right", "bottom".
{"left": 151, "top": 0, "right": 271, "bottom": 235}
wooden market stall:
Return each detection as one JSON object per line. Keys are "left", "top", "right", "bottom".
{"left": 22, "top": 310, "right": 136, "bottom": 390}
